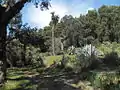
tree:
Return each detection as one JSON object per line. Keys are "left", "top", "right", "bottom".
{"left": 53, "top": 5, "right": 120, "bottom": 50}
{"left": 98, "top": 5, "right": 120, "bottom": 42}
{"left": 6, "top": 26, "right": 47, "bottom": 68}
{"left": 0, "top": 0, "right": 51, "bottom": 84}
{"left": 6, "top": 12, "right": 23, "bottom": 67}
{"left": 6, "top": 39, "right": 23, "bottom": 67}
{"left": 51, "top": 12, "right": 59, "bottom": 56}
{"left": 57, "top": 15, "right": 84, "bottom": 48}
{"left": 14, "top": 26, "right": 47, "bottom": 65}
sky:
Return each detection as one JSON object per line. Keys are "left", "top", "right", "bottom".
{"left": 22, "top": 0, "right": 120, "bottom": 28}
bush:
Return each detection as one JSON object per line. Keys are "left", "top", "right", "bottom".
{"left": 63, "top": 55, "right": 76, "bottom": 69}
{"left": 89, "top": 71, "right": 120, "bottom": 90}
{"left": 103, "top": 52, "right": 120, "bottom": 67}
{"left": 71, "top": 51, "right": 98, "bottom": 73}
{"left": 26, "top": 45, "right": 45, "bottom": 67}
{"left": 97, "top": 41, "right": 120, "bottom": 57}
{"left": 60, "top": 45, "right": 101, "bottom": 73}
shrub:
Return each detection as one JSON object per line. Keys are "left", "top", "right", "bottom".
{"left": 89, "top": 71, "right": 120, "bottom": 90}
{"left": 97, "top": 41, "right": 120, "bottom": 57}
{"left": 103, "top": 52, "right": 120, "bottom": 67}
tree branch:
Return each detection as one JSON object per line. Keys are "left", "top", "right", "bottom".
{"left": 1, "top": 0, "right": 28, "bottom": 24}
{"left": 6, "top": 27, "right": 20, "bottom": 45}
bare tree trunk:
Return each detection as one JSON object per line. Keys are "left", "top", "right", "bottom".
{"left": 91, "top": 44, "right": 92, "bottom": 57}
{"left": 52, "top": 24, "right": 55, "bottom": 56}
{"left": 23, "top": 44, "right": 26, "bottom": 66}
{"left": 21, "top": 44, "right": 26, "bottom": 66}
{"left": 60, "top": 38, "right": 64, "bottom": 51}
{"left": 61, "top": 42, "right": 64, "bottom": 51}
{"left": 0, "top": 24, "right": 7, "bottom": 85}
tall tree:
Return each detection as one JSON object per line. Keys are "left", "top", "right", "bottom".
{"left": 0, "top": 0, "right": 51, "bottom": 84}
{"left": 51, "top": 12, "right": 59, "bottom": 56}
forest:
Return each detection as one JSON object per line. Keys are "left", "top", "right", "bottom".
{"left": 0, "top": 0, "right": 120, "bottom": 90}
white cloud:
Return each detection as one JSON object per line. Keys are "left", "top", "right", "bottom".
{"left": 87, "top": 7, "right": 94, "bottom": 11}
{"left": 22, "top": 0, "right": 95, "bottom": 28}
{"left": 22, "top": 2, "right": 68, "bottom": 28}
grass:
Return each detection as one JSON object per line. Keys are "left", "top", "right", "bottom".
{"left": 0, "top": 68, "right": 40, "bottom": 90}
{"left": 44, "top": 55, "right": 63, "bottom": 66}
{"left": 44, "top": 55, "right": 76, "bottom": 67}
{"left": 1, "top": 80, "right": 30, "bottom": 90}
{"left": 71, "top": 81, "right": 93, "bottom": 90}
{"left": 7, "top": 67, "right": 38, "bottom": 79}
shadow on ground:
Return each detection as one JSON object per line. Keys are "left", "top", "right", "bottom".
{"left": 6, "top": 69, "right": 82, "bottom": 90}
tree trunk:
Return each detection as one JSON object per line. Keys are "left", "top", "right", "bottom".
{"left": 60, "top": 38, "right": 64, "bottom": 51}
{"left": 52, "top": 24, "right": 55, "bottom": 56}
{"left": 0, "top": 24, "right": 7, "bottom": 85}
{"left": 0, "top": 0, "right": 27, "bottom": 85}
{"left": 23, "top": 44, "right": 26, "bottom": 66}
{"left": 61, "top": 42, "right": 64, "bottom": 51}
{"left": 21, "top": 44, "right": 26, "bottom": 66}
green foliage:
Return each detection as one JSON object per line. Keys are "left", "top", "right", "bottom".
{"left": 1, "top": 0, "right": 51, "bottom": 10}
{"left": 89, "top": 71, "right": 120, "bottom": 90}
{"left": 97, "top": 42, "right": 112, "bottom": 56}
{"left": 0, "top": 68, "right": 41, "bottom": 90}
{"left": 1, "top": 80, "right": 30, "bottom": 90}
{"left": 6, "top": 39, "right": 23, "bottom": 67}
{"left": 65, "top": 55, "right": 76, "bottom": 68}
{"left": 25, "top": 45, "right": 45, "bottom": 67}
{"left": 54, "top": 5, "right": 120, "bottom": 48}
{"left": 97, "top": 42, "right": 120, "bottom": 56}
{"left": 73, "top": 53, "right": 92, "bottom": 73}
{"left": 7, "top": 26, "right": 48, "bottom": 67}
{"left": 2, "top": 4, "right": 120, "bottom": 90}
{"left": 103, "top": 52, "right": 120, "bottom": 67}
{"left": 43, "top": 54, "right": 76, "bottom": 69}
{"left": 44, "top": 55, "right": 62, "bottom": 66}
{"left": 40, "top": 5, "right": 120, "bottom": 54}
